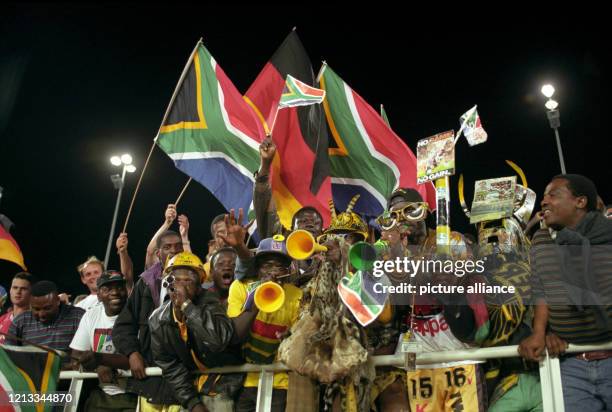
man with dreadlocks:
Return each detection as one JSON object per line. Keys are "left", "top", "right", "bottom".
{"left": 373, "top": 187, "right": 489, "bottom": 412}
{"left": 459, "top": 165, "right": 543, "bottom": 411}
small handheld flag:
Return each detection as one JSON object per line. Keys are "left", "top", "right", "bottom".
{"left": 278, "top": 75, "right": 325, "bottom": 108}
{"left": 458, "top": 105, "right": 488, "bottom": 146}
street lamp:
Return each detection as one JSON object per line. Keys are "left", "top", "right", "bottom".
{"left": 104, "top": 154, "right": 136, "bottom": 269}
{"left": 541, "top": 84, "right": 555, "bottom": 98}
{"left": 541, "top": 84, "right": 566, "bottom": 174}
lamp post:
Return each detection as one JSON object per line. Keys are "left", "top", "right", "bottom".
{"left": 541, "top": 84, "right": 566, "bottom": 174}
{"left": 104, "top": 154, "right": 136, "bottom": 269}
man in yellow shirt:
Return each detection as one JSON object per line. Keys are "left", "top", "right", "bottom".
{"left": 221, "top": 209, "right": 302, "bottom": 412}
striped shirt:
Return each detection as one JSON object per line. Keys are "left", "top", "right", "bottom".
{"left": 531, "top": 228, "right": 612, "bottom": 343}
{"left": 7, "top": 303, "right": 85, "bottom": 353}
{"left": 227, "top": 279, "right": 302, "bottom": 388}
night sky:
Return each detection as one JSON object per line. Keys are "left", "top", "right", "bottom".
{"left": 1, "top": 6, "right": 609, "bottom": 297}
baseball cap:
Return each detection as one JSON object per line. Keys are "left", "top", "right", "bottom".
{"left": 96, "top": 270, "right": 125, "bottom": 289}
{"left": 255, "top": 235, "right": 291, "bottom": 267}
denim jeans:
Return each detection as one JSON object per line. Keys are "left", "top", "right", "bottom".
{"left": 560, "top": 357, "right": 612, "bottom": 411}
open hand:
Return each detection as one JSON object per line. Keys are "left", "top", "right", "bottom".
{"left": 218, "top": 208, "right": 254, "bottom": 248}
{"left": 178, "top": 215, "right": 190, "bottom": 238}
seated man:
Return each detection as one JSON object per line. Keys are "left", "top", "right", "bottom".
{"left": 70, "top": 271, "right": 137, "bottom": 411}
{"left": 222, "top": 211, "right": 302, "bottom": 412}
{"left": 150, "top": 252, "right": 238, "bottom": 412}
{"left": 8, "top": 280, "right": 84, "bottom": 357}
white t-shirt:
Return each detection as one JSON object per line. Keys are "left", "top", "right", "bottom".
{"left": 70, "top": 303, "right": 126, "bottom": 396}
{"left": 75, "top": 294, "right": 99, "bottom": 311}
{"left": 396, "top": 312, "right": 484, "bottom": 369}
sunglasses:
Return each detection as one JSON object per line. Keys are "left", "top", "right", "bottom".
{"left": 162, "top": 275, "right": 175, "bottom": 290}
{"left": 376, "top": 202, "right": 429, "bottom": 230}
{"left": 316, "top": 233, "right": 350, "bottom": 244}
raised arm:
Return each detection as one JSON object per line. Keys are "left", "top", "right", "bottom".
{"left": 178, "top": 214, "right": 192, "bottom": 253}
{"left": 254, "top": 136, "right": 282, "bottom": 238}
{"left": 116, "top": 232, "right": 134, "bottom": 293}
{"left": 145, "top": 204, "right": 177, "bottom": 269}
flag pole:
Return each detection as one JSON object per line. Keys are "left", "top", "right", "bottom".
{"left": 174, "top": 177, "right": 192, "bottom": 206}
{"left": 435, "top": 176, "right": 451, "bottom": 256}
{"left": 269, "top": 102, "right": 282, "bottom": 136}
{"left": 316, "top": 61, "right": 328, "bottom": 84}
{"left": 154, "top": 39, "right": 203, "bottom": 143}
{"left": 121, "top": 39, "right": 202, "bottom": 233}
{"left": 121, "top": 143, "right": 156, "bottom": 233}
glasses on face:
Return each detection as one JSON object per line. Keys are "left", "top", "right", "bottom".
{"left": 316, "top": 233, "right": 349, "bottom": 244}
{"left": 163, "top": 273, "right": 197, "bottom": 290}
{"left": 162, "top": 275, "right": 175, "bottom": 289}
{"left": 376, "top": 202, "right": 429, "bottom": 230}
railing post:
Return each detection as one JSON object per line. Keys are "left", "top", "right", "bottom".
{"left": 63, "top": 378, "right": 82, "bottom": 412}
{"left": 548, "top": 354, "right": 565, "bottom": 411}
{"left": 539, "top": 351, "right": 565, "bottom": 412}
{"left": 255, "top": 369, "right": 274, "bottom": 412}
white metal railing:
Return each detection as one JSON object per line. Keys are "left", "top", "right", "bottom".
{"left": 59, "top": 342, "right": 612, "bottom": 412}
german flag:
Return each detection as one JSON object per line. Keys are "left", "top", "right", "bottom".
{"left": 244, "top": 30, "right": 331, "bottom": 229}
{"left": 0, "top": 225, "right": 26, "bottom": 270}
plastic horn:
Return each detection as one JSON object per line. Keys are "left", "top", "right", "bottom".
{"left": 254, "top": 281, "right": 285, "bottom": 313}
{"left": 349, "top": 240, "right": 389, "bottom": 271}
{"left": 377, "top": 301, "right": 394, "bottom": 324}
{"left": 286, "top": 229, "right": 328, "bottom": 260}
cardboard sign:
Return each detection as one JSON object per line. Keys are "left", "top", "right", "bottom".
{"left": 417, "top": 131, "right": 456, "bottom": 184}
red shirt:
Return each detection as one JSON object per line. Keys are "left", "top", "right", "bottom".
{"left": 0, "top": 309, "right": 14, "bottom": 344}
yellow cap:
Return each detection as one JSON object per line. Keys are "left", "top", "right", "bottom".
{"left": 164, "top": 251, "right": 206, "bottom": 279}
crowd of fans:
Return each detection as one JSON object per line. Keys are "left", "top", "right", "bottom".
{"left": 2, "top": 136, "right": 612, "bottom": 412}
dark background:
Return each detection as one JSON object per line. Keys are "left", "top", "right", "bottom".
{"left": 1, "top": 5, "right": 609, "bottom": 296}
